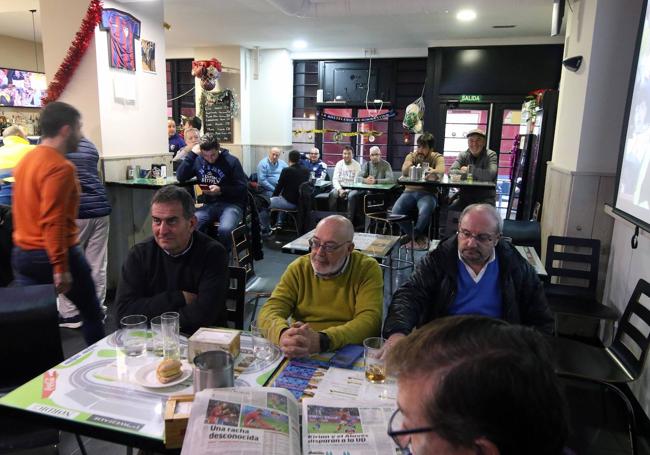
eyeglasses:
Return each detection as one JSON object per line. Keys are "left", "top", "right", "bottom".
{"left": 387, "top": 408, "right": 434, "bottom": 454}
{"left": 308, "top": 238, "right": 350, "bottom": 253}
{"left": 457, "top": 229, "right": 497, "bottom": 243}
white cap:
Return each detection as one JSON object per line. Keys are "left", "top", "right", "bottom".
{"left": 466, "top": 128, "right": 486, "bottom": 138}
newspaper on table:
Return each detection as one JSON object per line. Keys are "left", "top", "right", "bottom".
{"left": 180, "top": 386, "right": 398, "bottom": 454}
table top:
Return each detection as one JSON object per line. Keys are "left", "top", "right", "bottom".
{"left": 282, "top": 230, "right": 400, "bottom": 259}
{"left": 429, "top": 239, "right": 547, "bottom": 276}
{"left": 398, "top": 174, "right": 496, "bottom": 189}
{"left": 0, "top": 332, "right": 283, "bottom": 449}
{"left": 313, "top": 180, "right": 332, "bottom": 188}
{"left": 105, "top": 177, "right": 195, "bottom": 189}
{"left": 340, "top": 182, "right": 398, "bottom": 191}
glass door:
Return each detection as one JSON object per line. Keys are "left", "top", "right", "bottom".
{"left": 443, "top": 104, "right": 491, "bottom": 171}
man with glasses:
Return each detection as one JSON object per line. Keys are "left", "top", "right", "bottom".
{"left": 382, "top": 203, "right": 553, "bottom": 352}
{"left": 258, "top": 215, "right": 383, "bottom": 358}
{"left": 385, "top": 316, "right": 568, "bottom": 455}
{"left": 302, "top": 146, "right": 328, "bottom": 179}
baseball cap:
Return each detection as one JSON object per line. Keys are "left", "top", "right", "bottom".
{"left": 466, "top": 128, "right": 486, "bottom": 138}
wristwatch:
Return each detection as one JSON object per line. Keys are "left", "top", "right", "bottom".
{"left": 318, "top": 332, "right": 330, "bottom": 352}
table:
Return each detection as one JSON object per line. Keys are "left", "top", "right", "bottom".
{"left": 398, "top": 174, "right": 496, "bottom": 189}
{"left": 282, "top": 230, "right": 401, "bottom": 293}
{"left": 429, "top": 239, "right": 547, "bottom": 276}
{"left": 340, "top": 182, "right": 398, "bottom": 191}
{"left": 105, "top": 176, "right": 195, "bottom": 190}
{"left": 0, "top": 332, "right": 283, "bottom": 452}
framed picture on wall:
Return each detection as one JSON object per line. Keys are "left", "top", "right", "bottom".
{"left": 142, "top": 39, "right": 156, "bottom": 73}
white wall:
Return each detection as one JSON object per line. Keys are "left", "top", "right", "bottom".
{"left": 0, "top": 35, "right": 44, "bottom": 71}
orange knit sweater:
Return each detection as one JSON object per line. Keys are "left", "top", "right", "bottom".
{"left": 12, "top": 145, "right": 80, "bottom": 274}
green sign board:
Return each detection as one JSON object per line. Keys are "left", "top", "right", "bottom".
{"left": 460, "top": 94, "right": 483, "bottom": 103}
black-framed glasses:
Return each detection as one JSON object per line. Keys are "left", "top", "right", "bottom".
{"left": 387, "top": 408, "right": 435, "bottom": 453}
{"left": 308, "top": 238, "right": 350, "bottom": 253}
{"left": 457, "top": 229, "right": 497, "bottom": 243}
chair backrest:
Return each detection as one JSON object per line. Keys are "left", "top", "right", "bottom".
{"left": 225, "top": 266, "right": 246, "bottom": 330}
{"left": 0, "top": 285, "right": 63, "bottom": 391}
{"left": 364, "top": 193, "right": 386, "bottom": 216}
{"left": 611, "top": 279, "right": 650, "bottom": 380}
{"left": 503, "top": 219, "right": 541, "bottom": 255}
{"left": 231, "top": 224, "right": 256, "bottom": 283}
{"left": 545, "top": 235, "right": 600, "bottom": 297}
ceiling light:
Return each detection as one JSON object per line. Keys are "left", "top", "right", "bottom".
{"left": 456, "top": 9, "right": 476, "bottom": 22}
{"left": 292, "top": 40, "right": 307, "bottom": 49}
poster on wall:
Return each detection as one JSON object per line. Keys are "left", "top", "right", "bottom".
{"left": 141, "top": 40, "right": 156, "bottom": 73}
{"left": 201, "top": 90, "right": 234, "bottom": 143}
{"left": 99, "top": 8, "right": 141, "bottom": 72}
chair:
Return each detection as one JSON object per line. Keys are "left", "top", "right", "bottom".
{"left": 225, "top": 266, "right": 246, "bottom": 330}
{"left": 0, "top": 285, "right": 86, "bottom": 454}
{"left": 544, "top": 236, "right": 619, "bottom": 332}
{"left": 502, "top": 219, "right": 541, "bottom": 255}
{"left": 550, "top": 279, "right": 650, "bottom": 455}
{"left": 269, "top": 207, "right": 300, "bottom": 234}
{"left": 231, "top": 225, "right": 274, "bottom": 327}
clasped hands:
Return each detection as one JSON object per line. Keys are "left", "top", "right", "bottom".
{"left": 279, "top": 321, "right": 321, "bottom": 359}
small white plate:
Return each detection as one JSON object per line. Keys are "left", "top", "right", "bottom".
{"left": 133, "top": 361, "right": 193, "bottom": 388}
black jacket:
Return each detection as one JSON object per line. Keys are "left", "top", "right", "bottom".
{"left": 383, "top": 236, "right": 554, "bottom": 336}
{"left": 273, "top": 163, "right": 310, "bottom": 205}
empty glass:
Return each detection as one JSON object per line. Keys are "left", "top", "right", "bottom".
{"left": 250, "top": 321, "right": 273, "bottom": 361}
{"left": 120, "top": 315, "right": 148, "bottom": 358}
{"left": 150, "top": 315, "right": 164, "bottom": 357}
{"left": 161, "top": 311, "right": 180, "bottom": 360}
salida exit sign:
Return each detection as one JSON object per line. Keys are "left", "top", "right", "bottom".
{"left": 460, "top": 94, "right": 482, "bottom": 103}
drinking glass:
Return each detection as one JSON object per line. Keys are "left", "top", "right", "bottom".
{"left": 150, "top": 315, "right": 164, "bottom": 357}
{"left": 466, "top": 164, "right": 474, "bottom": 183}
{"left": 250, "top": 321, "right": 273, "bottom": 361}
{"left": 120, "top": 315, "right": 147, "bottom": 358}
{"left": 161, "top": 311, "right": 180, "bottom": 360}
{"left": 363, "top": 337, "right": 386, "bottom": 383}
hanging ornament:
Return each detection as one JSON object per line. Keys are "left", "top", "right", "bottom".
{"left": 333, "top": 131, "right": 343, "bottom": 143}
{"left": 368, "top": 134, "right": 376, "bottom": 142}
{"left": 307, "top": 134, "right": 313, "bottom": 140}
{"left": 192, "top": 58, "right": 222, "bottom": 92}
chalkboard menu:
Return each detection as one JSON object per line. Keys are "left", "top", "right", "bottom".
{"left": 203, "top": 91, "right": 233, "bottom": 143}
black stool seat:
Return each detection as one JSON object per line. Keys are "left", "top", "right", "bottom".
{"left": 549, "top": 336, "right": 632, "bottom": 382}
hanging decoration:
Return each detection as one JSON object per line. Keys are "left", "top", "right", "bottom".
{"left": 292, "top": 128, "right": 383, "bottom": 143}
{"left": 192, "top": 59, "right": 223, "bottom": 91}
{"left": 42, "top": 0, "right": 103, "bottom": 104}
{"left": 403, "top": 97, "right": 425, "bottom": 133}
{"left": 318, "top": 110, "right": 396, "bottom": 123}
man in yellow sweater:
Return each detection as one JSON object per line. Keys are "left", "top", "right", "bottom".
{"left": 259, "top": 215, "right": 383, "bottom": 358}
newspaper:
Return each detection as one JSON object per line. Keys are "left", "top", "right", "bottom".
{"left": 181, "top": 387, "right": 398, "bottom": 454}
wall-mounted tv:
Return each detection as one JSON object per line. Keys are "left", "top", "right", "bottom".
{"left": 0, "top": 67, "right": 47, "bottom": 108}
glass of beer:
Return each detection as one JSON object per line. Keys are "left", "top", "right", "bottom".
{"left": 363, "top": 337, "right": 386, "bottom": 383}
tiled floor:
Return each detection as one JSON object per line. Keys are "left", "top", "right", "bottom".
{"left": 11, "top": 232, "right": 650, "bottom": 454}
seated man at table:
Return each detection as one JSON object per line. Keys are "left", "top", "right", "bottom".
{"left": 328, "top": 145, "right": 361, "bottom": 212}
{"left": 176, "top": 133, "right": 248, "bottom": 250}
{"left": 382, "top": 203, "right": 553, "bottom": 352}
{"left": 449, "top": 128, "right": 498, "bottom": 211}
{"left": 257, "top": 147, "right": 287, "bottom": 199}
{"left": 115, "top": 185, "right": 228, "bottom": 335}
{"left": 386, "top": 315, "right": 568, "bottom": 455}
{"left": 258, "top": 215, "right": 383, "bottom": 358}
{"left": 347, "top": 145, "right": 395, "bottom": 230}
{"left": 301, "top": 147, "right": 328, "bottom": 179}
{"left": 392, "top": 132, "right": 445, "bottom": 250}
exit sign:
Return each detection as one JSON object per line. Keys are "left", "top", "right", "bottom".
{"left": 460, "top": 94, "right": 483, "bottom": 103}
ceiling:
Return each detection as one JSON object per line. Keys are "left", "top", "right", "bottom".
{"left": 0, "top": 0, "right": 564, "bottom": 52}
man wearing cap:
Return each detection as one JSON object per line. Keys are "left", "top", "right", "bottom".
{"left": 449, "top": 129, "right": 498, "bottom": 211}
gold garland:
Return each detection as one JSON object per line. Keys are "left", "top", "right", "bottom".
{"left": 292, "top": 129, "right": 383, "bottom": 142}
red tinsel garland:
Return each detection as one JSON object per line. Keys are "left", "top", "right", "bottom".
{"left": 42, "top": 0, "right": 103, "bottom": 105}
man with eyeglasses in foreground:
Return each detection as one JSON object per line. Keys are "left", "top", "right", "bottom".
{"left": 385, "top": 316, "right": 568, "bottom": 455}
{"left": 258, "top": 215, "right": 383, "bottom": 358}
{"left": 382, "top": 203, "right": 553, "bottom": 353}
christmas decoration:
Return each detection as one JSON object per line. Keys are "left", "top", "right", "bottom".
{"left": 192, "top": 59, "right": 223, "bottom": 91}
{"left": 199, "top": 89, "right": 240, "bottom": 120}
{"left": 318, "top": 110, "right": 396, "bottom": 123}
{"left": 403, "top": 96, "right": 425, "bottom": 133}
{"left": 43, "top": 0, "right": 103, "bottom": 104}
{"left": 292, "top": 128, "right": 383, "bottom": 140}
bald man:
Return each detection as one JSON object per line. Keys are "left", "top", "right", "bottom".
{"left": 257, "top": 147, "right": 287, "bottom": 198}
{"left": 258, "top": 215, "right": 383, "bottom": 358}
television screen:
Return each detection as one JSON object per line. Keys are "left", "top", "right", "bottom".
{"left": 0, "top": 68, "right": 47, "bottom": 108}
{"left": 614, "top": 0, "right": 650, "bottom": 230}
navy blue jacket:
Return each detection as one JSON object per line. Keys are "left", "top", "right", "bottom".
{"left": 67, "top": 138, "right": 111, "bottom": 219}
{"left": 176, "top": 148, "right": 248, "bottom": 210}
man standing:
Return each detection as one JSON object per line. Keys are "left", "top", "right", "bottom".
{"left": 328, "top": 145, "right": 361, "bottom": 212}
{"left": 449, "top": 128, "right": 498, "bottom": 210}
{"left": 58, "top": 138, "right": 112, "bottom": 329}
{"left": 168, "top": 118, "right": 186, "bottom": 158}
{"left": 0, "top": 125, "right": 34, "bottom": 205}
{"left": 115, "top": 185, "right": 229, "bottom": 335}
{"left": 382, "top": 204, "right": 553, "bottom": 352}
{"left": 176, "top": 133, "right": 247, "bottom": 250}
{"left": 11, "top": 102, "right": 104, "bottom": 345}
{"left": 303, "top": 147, "right": 327, "bottom": 179}
{"left": 257, "top": 147, "right": 287, "bottom": 198}
{"left": 258, "top": 215, "right": 382, "bottom": 358}
{"left": 386, "top": 316, "right": 568, "bottom": 455}
{"left": 347, "top": 145, "right": 395, "bottom": 229}
{"left": 392, "top": 132, "right": 445, "bottom": 250}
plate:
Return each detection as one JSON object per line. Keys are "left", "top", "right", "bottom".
{"left": 133, "top": 361, "right": 193, "bottom": 388}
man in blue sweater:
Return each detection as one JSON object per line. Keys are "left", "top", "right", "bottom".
{"left": 382, "top": 203, "right": 553, "bottom": 351}
{"left": 176, "top": 133, "right": 247, "bottom": 250}
{"left": 256, "top": 147, "right": 287, "bottom": 198}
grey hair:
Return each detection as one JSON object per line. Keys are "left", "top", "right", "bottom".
{"left": 2, "top": 125, "right": 25, "bottom": 138}
{"left": 151, "top": 185, "right": 195, "bottom": 220}
{"left": 369, "top": 145, "right": 381, "bottom": 154}
{"left": 184, "top": 127, "right": 199, "bottom": 137}
{"left": 458, "top": 203, "right": 503, "bottom": 234}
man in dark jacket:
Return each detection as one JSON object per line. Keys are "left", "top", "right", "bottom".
{"left": 382, "top": 203, "right": 553, "bottom": 351}
{"left": 57, "top": 137, "right": 112, "bottom": 328}
{"left": 176, "top": 133, "right": 247, "bottom": 250}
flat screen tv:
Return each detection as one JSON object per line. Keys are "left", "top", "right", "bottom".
{"left": 0, "top": 67, "right": 47, "bottom": 108}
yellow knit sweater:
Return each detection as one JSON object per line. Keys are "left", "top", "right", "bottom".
{"left": 259, "top": 250, "right": 383, "bottom": 351}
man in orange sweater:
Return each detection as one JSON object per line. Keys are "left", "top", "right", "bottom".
{"left": 11, "top": 102, "right": 105, "bottom": 345}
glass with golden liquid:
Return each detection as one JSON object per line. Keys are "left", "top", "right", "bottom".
{"left": 363, "top": 337, "right": 386, "bottom": 383}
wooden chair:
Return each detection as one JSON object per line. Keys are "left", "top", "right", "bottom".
{"left": 550, "top": 279, "right": 650, "bottom": 455}
{"left": 231, "top": 225, "right": 274, "bottom": 328}
{"left": 225, "top": 266, "right": 246, "bottom": 330}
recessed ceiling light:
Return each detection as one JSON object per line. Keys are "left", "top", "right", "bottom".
{"left": 292, "top": 40, "right": 307, "bottom": 49}
{"left": 456, "top": 9, "right": 477, "bottom": 22}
